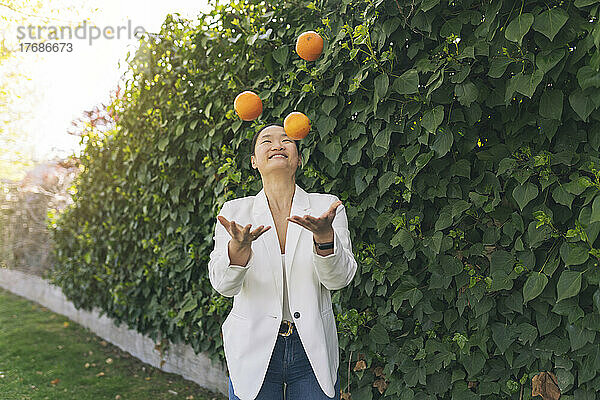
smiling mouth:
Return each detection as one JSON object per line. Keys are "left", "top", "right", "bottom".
{"left": 269, "top": 155, "right": 287, "bottom": 159}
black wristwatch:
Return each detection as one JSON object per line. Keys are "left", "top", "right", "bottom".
{"left": 314, "top": 237, "right": 334, "bottom": 250}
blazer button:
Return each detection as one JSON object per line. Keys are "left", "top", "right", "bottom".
{"left": 294, "top": 312, "right": 300, "bottom": 319}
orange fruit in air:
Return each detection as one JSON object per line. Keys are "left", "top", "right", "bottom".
{"left": 284, "top": 112, "right": 311, "bottom": 139}
{"left": 234, "top": 91, "right": 263, "bottom": 121}
{"left": 295, "top": 31, "right": 323, "bottom": 61}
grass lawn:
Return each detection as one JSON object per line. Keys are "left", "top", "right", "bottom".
{"left": 0, "top": 287, "right": 227, "bottom": 400}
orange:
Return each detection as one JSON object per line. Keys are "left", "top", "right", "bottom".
{"left": 234, "top": 91, "right": 263, "bottom": 121}
{"left": 284, "top": 112, "right": 311, "bottom": 139}
{"left": 295, "top": 31, "right": 323, "bottom": 61}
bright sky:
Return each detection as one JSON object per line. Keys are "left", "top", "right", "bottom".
{"left": 5, "top": 0, "right": 212, "bottom": 163}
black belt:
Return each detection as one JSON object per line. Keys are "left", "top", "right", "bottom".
{"left": 278, "top": 320, "right": 294, "bottom": 336}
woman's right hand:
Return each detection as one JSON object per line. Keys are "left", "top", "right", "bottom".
{"left": 217, "top": 216, "right": 271, "bottom": 249}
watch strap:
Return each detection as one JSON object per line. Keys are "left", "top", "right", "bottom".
{"left": 314, "top": 237, "right": 334, "bottom": 250}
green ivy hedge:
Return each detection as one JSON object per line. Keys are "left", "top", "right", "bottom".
{"left": 49, "top": 0, "right": 600, "bottom": 398}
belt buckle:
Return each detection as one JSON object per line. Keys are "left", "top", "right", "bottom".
{"left": 280, "top": 320, "right": 293, "bottom": 336}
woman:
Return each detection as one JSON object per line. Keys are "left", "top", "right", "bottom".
{"left": 208, "top": 124, "right": 358, "bottom": 400}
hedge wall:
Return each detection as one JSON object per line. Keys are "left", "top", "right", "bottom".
{"left": 49, "top": 0, "right": 600, "bottom": 398}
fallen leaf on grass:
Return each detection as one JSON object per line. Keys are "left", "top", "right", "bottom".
{"left": 50, "top": 378, "right": 60, "bottom": 385}
{"left": 35, "top": 371, "right": 43, "bottom": 375}
{"left": 168, "top": 390, "right": 178, "bottom": 395}
{"left": 63, "top": 322, "right": 69, "bottom": 328}
{"left": 96, "top": 372, "right": 105, "bottom": 377}
{"left": 341, "top": 393, "right": 351, "bottom": 400}
{"left": 100, "top": 340, "right": 108, "bottom": 347}
{"left": 145, "top": 377, "right": 151, "bottom": 381}
{"left": 84, "top": 363, "right": 90, "bottom": 368}
{"left": 106, "top": 358, "right": 113, "bottom": 364}
{"left": 186, "top": 396, "right": 194, "bottom": 400}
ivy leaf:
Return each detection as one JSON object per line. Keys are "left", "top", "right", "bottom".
{"left": 591, "top": 195, "right": 600, "bottom": 224}
{"left": 532, "top": 8, "right": 569, "bottom": 41}
{"left": 454, "top": 81, "right": 478, "bottom": 106}
{"left": 557, "top": 270, "right": 583, "bottom": 302}
{"left": 421, "top": 105, "right": 444, "bottom": 133}
{"left": 539, "top": 89, "right": 563, "bottom": 120}
{"left": 574, "top": 0, "right": 599, "bottom": 7}
{"left": 512, "top": 182, "right": 539, "bottom": 211}
{"left": 375, "top": 73, "right": 390, "bottom": 99}
{"left": 431, "top": 128, "right": 454, "bottom": 158}
{"left": 560, "top": 242, "right": 589, "bottom": 266}
{"left": 523, "top": 272, "right": 548, "bottom": 303}
{"left": 370, "top": 323, "right": 390, "bottom": 344}
{"left": 536, "top": 48, "right": 566, "bottom": 73}
{"left": 392, "top": 69, "right": 419, "bottom": 94}
{"left": 491, "top": 250, "right": 515, "bottom": 274}
{"left": 488, "top": 57, "right": 513, "bottom": 78}
{"left": 569, "top": 91, "right": 595, "bottom": 122}
{"left": 577, "top": 66, "right": 600, "bottom": 90}
{"left": 505, "top": 13, "right": 534, "bottom": 46}
{"left": 391, "top": 229, "right": 414, "bottom": 251}
{"left": 506, "top": 70, "right": 544, "bottom": 102}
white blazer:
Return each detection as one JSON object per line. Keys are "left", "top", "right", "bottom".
{"left": 208, "top": 183, "right": 358, "bottom": 400}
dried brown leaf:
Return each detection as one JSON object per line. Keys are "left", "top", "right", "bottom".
{"left": 532, "top": 371, "right": 560, "bottom": 400}
{"left": 373, "top": 379, "right": 388, "bottom": 394}
{"left": 353, "top": 360, "right": 367, "bottom": 372}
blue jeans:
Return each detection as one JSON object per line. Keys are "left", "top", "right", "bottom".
{"left": 228, "top": 322, "right": 340, "bottom": 400}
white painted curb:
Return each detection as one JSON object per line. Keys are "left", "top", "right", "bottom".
{"left": 0, "top": 268, "right": 229, "bottom": 397}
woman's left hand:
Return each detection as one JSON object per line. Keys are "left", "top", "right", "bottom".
{"left": 287, "top": 199, "right": 342, "bottom": 242}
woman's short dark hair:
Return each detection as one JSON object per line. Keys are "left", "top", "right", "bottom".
{"left": 251, "top": 124, "right": 300, "bottom": 157}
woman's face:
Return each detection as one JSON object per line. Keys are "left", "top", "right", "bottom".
{"left": 251, "top": 125, "right": 301, "bottom": 178}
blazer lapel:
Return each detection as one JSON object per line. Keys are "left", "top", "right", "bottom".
{"left": 252, "top": 183, "right": 311, "bottom": 311}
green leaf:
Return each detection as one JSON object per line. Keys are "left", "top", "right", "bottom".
{"left": 591, "top": 195, "right": 600, "bottom": 224}
{"left": 512, "top": 182, "right": 539, "bottom": 211}
{"left": 552, "top": 184, "right": 575, "bottom": 209}
{"left": 272, "top": 45, "right": 289, "bottom": 65}
{"left": 557, "top": 270, "right": 582, "bottom": 302}
{"left": 505, "top": 13, "right": 534, "bottom": 46}
{"left": 523, "top": 272, "right": 548, "bottom": 303}
{"left": 435, "top": 211, "right": 453, "bottom": 231}
{"left": 378, "top": 171, "right": 398, "bottom": 195}
{"left": 370, "top": 323, "right": 390, "bottom": 344}
{"left": 539, "top": 89, "right": 563, "bottom": 120}
{"left": 420, "top": 0, "right": 439, "bottom": 12}
{"left": 532, "top": 8, "right": 569, "bottom": 41}
{"left": 575, "top": 0, "right": 599, "bottom": 7}
{"left": 393, "top": 69, "right": 419, "bottom": 94}
{"left": 569, "top": 91, "right": 596, "bottom": 122}
{"left": 491, "top": 250, "right": 515, "bottom": 274}
{"left": 321, "top": 97, "right": 338, "bottom": 115}
{"left": 158, "top": 137, "right": 169, "bottom": 151}
{"left": 320, "top": 137, "right": 342, "bottom": 163}
{"left": 577, "top": 66, "right": 600, "bottom": 90}
{"left": 441, "top": 255, "right": 463, "bottom": 276}
{"left": 347, "top": 136, "right": 367, "bottom": 165}
{"left": 391, "top": 229, "right": 414, "bottom": 251}
{"left": 506, "top": 70, "right": 544, "bottom": 102}
{"left": 488, "top": 57, "right": 513, "bottom": 78}
{"left": 454, "top": 81, "right": 478, "bottom": 106}
{"left": 316, "top": 115, "right": 337, "bottom": 138}
{"left": 431, "top": 128, "right": 453, "bottom": 158}
{"left": 566, "top": 324, "right": 595, "bottom": 351}
{"left": 421, "top": 105, "right": 444, "bottom": 133}
{"left": 375, "top": 73, "right": 389, "bottom": 99}
{"left": 536, "top": 48, "right": 565, "bottom": 73}
{"left": 560, "top": 242, "right": 590, "bottom": 266}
